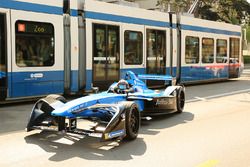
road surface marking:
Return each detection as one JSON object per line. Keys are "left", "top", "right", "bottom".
{"left": 196, "top": 160, "right": 219, "bottom": 167}
{"left": 187, "top": 88, "right": 250, "bottom": 103}
{"left": 194, "top": 97, "right": 207, "bottom": 101}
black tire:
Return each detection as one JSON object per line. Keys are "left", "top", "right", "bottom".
{"left": 26, "top": 95, "right": 67, "bottom": 132}
{"left": 44, "top": 94, "right": 67, "bottom": 131}
{"left": 176, "top": 87, "right": 185, "bottom": 113}
{"left": 123, "top": 102, "right": 140, "bottom": 140}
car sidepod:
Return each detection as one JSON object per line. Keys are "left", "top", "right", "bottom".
{"left": 143, "top": 86, "right": 185, "bottom": 114}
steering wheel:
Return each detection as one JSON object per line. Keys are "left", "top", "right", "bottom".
{"left": 114, "top": 79, "right": 132, "bottom": 94}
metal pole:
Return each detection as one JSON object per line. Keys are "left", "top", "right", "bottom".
{"left": 169, "top": 12, "right": 173, "bottom": 77}
{"left": 176, "top": 12, "right": 182, "bottom": 85}
{"left": 78, "top": 13, "right": 87, "bottom": 91}
{"left": 63, "top": 14, "right": 71, "bottom": 94}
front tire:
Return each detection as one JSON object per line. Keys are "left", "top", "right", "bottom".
{"left": 123, "top": 102, "right": 140, "bottom": 140}
{"left": 176, "top": 87, "right": 185, "bottom": 113}
{"left": 43, "top": 94, "right": 67, "bottom": 131}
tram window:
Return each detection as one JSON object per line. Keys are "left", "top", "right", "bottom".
{"left": 202, "top": 38, "right": 214, "bottom": 64}
{"left": 15, "top": 21, "right": 55, "bottom": 67}
{"left": 185, "top": 36, "right": 199, "bottom": 64}
{"left": 230, "top": 38, "right": 240, "bottom": 63}
{"left": 124, "top": 31, "right": 143, "bottom": 65}
{"left": 0, "top": 21, "right": 3, "bottom": 71}
{"left": 0, "top": 15, "right": 6, "bottom": 75}
{"left": 216, "top": 39, "right": 227, "bottom": 63}
{"left": 147, "top": 29, "right": 166, "bottom": 74}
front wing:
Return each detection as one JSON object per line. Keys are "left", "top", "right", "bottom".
{"left": 26, "top": 96, "right": 127, "bottom": 141}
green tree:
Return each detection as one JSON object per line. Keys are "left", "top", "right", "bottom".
{"left": 215, "top": 0, "right": 250, "bottom": 24}
{"left": 157, "top": 0, "right": 194, "bottom": 12}
{"left": 247, "top": 26, "right": 250, "bottom": 41}
{"left": 157, "top": 0, "right": 250, "bottom": 25}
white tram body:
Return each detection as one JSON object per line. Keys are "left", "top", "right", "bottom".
{"left": 0, "top": 0, "right": 242, "bottom": 102}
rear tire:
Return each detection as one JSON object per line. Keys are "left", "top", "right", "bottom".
{"left": 46, "top": 94, "right": 67, "bottom": 103}
{"left": 123, "top": 102, "right": 140, "bottom": 140}
{"left": 176, "top": 87, "right": 185, "bottom": 113}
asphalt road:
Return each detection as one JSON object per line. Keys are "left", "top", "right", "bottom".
{"left": 0, "top": 69, "right": 250, "bottom": 167}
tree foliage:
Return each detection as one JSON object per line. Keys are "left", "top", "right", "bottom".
{"left": 157, "top": 0, "right": 250, "bottom": 25}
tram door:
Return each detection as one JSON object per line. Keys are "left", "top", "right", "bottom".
{"left": 229, "top": 38, "right": 240, "bottom": 78}
{"left": 0, "top": 14, "right": 7, "bottom": 100}
{"left": 93, "top": 24, "right": 120, "bottom": 90}
{"left": 146, "top": 29, "right": 166, "bottom": 87}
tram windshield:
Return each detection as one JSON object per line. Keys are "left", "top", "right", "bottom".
{"left": 15, "top": 21, "right": 55, "bottom": 67}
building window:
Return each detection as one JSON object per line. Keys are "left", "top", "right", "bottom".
{"left": 202, "top": 38, "right": 214, "bottom": 64}
{"left": 216, "top": 39, "right": 227, "bottom": 63}
{"left": 15, "top": 21, "right": 55, "bottom": 67}
{"left": 185, "top": 36, "right": 199, "bottom": 64}
{"left": 124, "top": 31, "right": 143, "bottom": 65}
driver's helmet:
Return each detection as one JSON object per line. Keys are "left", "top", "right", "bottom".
{"left": 117, "top": 79, "right": 129, "bottom": 89}
{"left": 114, "top": 79, "right": 131, "bottom": 94}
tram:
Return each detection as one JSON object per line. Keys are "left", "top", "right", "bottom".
{"left": 0, "top": 0, "right": 243, "bottom": 103}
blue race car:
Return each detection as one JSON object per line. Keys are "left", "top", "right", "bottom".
{"left": 26, "top": 71, "right": 185, "bottom": 141}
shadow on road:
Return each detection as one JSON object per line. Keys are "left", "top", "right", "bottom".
{"left": 141, "top": 112, "right": 194, "bottom": 135}
{"left": 24, "top": 111, "right": 194, "bottom": 162}
{"left": 25, "top": 131, "right": 147, "bottom": 161}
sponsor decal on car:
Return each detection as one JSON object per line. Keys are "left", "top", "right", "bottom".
{"left": 156, "top": 98, "right": 171, "bottom": 105}
{"left": 105, "top": 129, "right": 125, "bottom": 139}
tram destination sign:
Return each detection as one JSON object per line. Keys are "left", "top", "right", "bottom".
{"left": 16, "top": 21, "right": 53, "bottom": 35}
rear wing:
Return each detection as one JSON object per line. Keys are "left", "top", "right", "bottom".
{"left": 125, "top": 71, "right": 176, "bottom": 86}
{"left": 138, "top": 74, "right": 173, "bottom": 81}
{"left": 137, "top": 74, "right": 176, "bottom": 86}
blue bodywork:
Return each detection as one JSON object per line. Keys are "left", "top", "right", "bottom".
{"left": 0, "top": 71, "right": 6, "bottom": 79}
{"left": 52, "top": 93, "right": 128, "bottom": 118}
